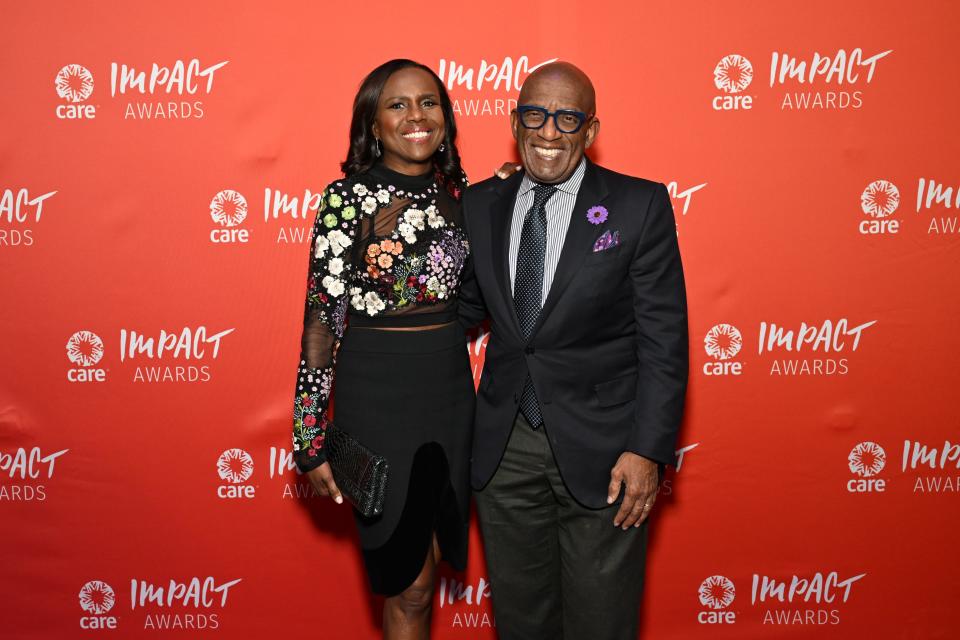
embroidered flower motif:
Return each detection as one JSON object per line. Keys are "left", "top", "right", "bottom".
{"left": 361, "top": 196, "right": 378, "bottom": 214}
{"left": 322, "top": 276, "right": 345, "bottom": 297}
{"left": 314, "top": 235, "right": 329, "bottom": 259}
{"left": 328, "top": 257, "right": 344, "bottom": 276}
{"left": 376, "top": 189, "right": 390, "bottom": 204}
{"left": 586, "top": 205, "right": 609, "bottom": 225}
{"left": 379, "top": 239, "right": 396, "bottom": 254}
{"left": 350, "top": 287, "right": 364, "bottom": 311}
{"left": 425, "top": 205, "right": 446, "bottom": 229}
{"left": 327, "top": 230, "right": 351, "bottom": 256}
{"left": 404, "top": 208, "right": 426, "bottom": 230}
{"left": 331, "top": 297, "right": 348, "bottom": 336}
{"left": 391, "top": 241, "right": 404, "bottom": 255}
{"left": 363, "top": 291, "right": 386, "bottom": 315}
{"left": 398, "top": 222, "right": 417, "bottom": 244}
{"left": 323, "top": 213, "right": 338, "bottom": 228}
{"left": 367, "top": 243, "right": 382, "bottom": 257}
{"left": 341, "top": 205, "right": 356, "bottom": 220}
{"left": 328, "top": 193, "right": 342, "bottom": 208}
{"left": 377, "top": 253, "right": 393, "bottom": 268}
{"left": 352, "top": 183, "right": 368, "bottom": 197}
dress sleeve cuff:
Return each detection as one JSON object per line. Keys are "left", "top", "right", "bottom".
{"left": 295, "top": 449, "right": 326, "bottom": 474}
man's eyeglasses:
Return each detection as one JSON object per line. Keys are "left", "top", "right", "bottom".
{"left": 516, "top": 105, "right": 593, "bottom": 134}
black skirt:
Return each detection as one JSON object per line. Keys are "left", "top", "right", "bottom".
{"left": 334, "top": 322, "right": 474, "bottom": 596}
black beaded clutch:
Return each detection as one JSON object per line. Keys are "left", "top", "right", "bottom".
{"left": 325, "top": 426, "right": 389, "bottom": 518}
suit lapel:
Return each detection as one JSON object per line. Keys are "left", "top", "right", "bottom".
{"left": 530, "top": 160, "right": 609, "bottom": 337}
{"left": 489, "top": 172, "right": 524, "bottom": 337}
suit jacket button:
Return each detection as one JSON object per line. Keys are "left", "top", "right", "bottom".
{"left": 524, "top": 347, "right": 535, "bottom": 355}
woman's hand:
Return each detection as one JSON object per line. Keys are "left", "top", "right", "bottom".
{"left": 496, "top": 162, "right": 523, "bottom": 179}
{"left": 306, "top": 462, "right": 343, "bottom": 504}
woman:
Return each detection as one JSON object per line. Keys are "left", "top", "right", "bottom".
{"left": 291, "top": 59, "right": 474, "bottom": 639}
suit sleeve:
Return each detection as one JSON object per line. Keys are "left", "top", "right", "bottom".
{"left": 456, "top": 194, "right": 489, "bottom": 330}
{"left": 627, "top": 183, "right": 688, "bottom": 466}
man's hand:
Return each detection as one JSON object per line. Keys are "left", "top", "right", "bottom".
{"left": 306, "top": 462, "right": 343, "bottom": 504}
{"left": 607, "top": 452, "right": 659, "bottom": 529}
{"left": 495, "top": 162, "right": 523, "bottom": 179}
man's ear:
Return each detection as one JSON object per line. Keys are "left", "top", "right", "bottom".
{"left": 510, "top": 110, "right": 520, "bottom": 141}
{"left": 584, "top": 117, "right": 600, "bottom": 149}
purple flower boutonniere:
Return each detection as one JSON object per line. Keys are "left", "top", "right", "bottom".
{"left": 586, "top": 205, "right": 608, "bottom": 225}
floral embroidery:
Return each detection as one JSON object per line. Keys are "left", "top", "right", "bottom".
{"left": 294, "top": 173, "right": 468, "bottom": 471}
{"left": 314, "top": 235, "right": 329, "bottom": 258}
{"left": 398, "top": 222, "right": 417, "bottom": 244}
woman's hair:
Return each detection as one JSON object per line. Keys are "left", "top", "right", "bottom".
{"left": 341, "top": 59, "right": 467, "bottom": 197}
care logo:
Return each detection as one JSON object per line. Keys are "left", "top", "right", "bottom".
{"left": 702, "top": 323, "right": 744, "bottom": 376}
{"left": 209, "top": 190, "right": 250, "bottom": 243}
{"left": 697, "top": 575, "right": 737, "bottom": 624}
{"left": 712, "top": 54, "right": 754, "bottom": 111}
{"left": 859, "top": 180, "right": 901, "bottom": 235}
{"left": 66, "top": 330, "right": 107, "bottom": 383}
{"left": 79, "top": 580, "right": 118, "bottom": 629}
{"left": 55, "top": 64, "right": 97, "bottom": 119}
{"left": 216, "top": 448, "right": 255, "bottom": 499}
{"left": 847, "top": 441, "right": 887, "bottom": 493}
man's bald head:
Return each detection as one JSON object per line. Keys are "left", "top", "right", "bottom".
{"left": 519, "top": 62, "right": 596, "bottom": 115}
{"left": 511, "top": 61, "right": 599, "bottom": 184}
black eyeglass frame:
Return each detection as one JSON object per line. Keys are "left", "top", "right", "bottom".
{"left": 515, "top": 105, "right": 594, "bottom": 134}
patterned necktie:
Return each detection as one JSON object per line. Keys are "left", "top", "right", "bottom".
{"left": 513, "top": 183, "right": 557, "bottom": 428}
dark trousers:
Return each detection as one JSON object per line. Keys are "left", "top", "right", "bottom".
{"left": 475, "top": 414, "right": 648, "bottom": 640}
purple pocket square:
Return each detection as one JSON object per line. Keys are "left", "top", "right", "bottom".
{"left": 592, "top": 229, "right": 620, "bottom": 252}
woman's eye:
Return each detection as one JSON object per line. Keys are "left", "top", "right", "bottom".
{"left": 422, "top": 100, "right": 437, "bottom": 107}
{"left": 388, "top": 103, "right": 404, "bottom": 110}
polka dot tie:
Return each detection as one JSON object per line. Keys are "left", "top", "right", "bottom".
{"left": 514, "top": 183, "right": 557, "bottom": 428}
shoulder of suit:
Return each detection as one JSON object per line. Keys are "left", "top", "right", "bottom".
{"left": 465, "top": 174, "right": 506, "bottom": 195}
{"left": 591, "top": 163, "right": 664, "bottom": 195}
{"left": 463, "top": 174, "right": 517, "bottom": 210}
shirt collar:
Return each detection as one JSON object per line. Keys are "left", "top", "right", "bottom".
{"left": 517, "top": 158, "right": 587, "bottom": 198}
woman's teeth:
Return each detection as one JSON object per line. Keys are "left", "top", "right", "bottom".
{"left": 402, "top": 131, "right": 431, "bottom": 140}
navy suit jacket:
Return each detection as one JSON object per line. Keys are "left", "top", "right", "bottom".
{"left": 458, "top": 159, "right": 689, "bottom": 508}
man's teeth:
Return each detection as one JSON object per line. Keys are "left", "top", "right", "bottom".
{"left": 534, "top": 147, "right": 561, "bottom": 159}
{"left": 402, "top": 131, "right": 430, "bottom": 139}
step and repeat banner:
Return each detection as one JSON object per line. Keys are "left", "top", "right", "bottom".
{"left": 2, "top": 1, "right": 958, "bottom": 638}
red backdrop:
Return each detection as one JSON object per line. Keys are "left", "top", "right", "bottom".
{"left": 2, "top": 1, "right": 959, "bottom": 638}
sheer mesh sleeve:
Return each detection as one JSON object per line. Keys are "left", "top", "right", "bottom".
{"left": 292, "top": 184, "right": 355, "bottom": 472}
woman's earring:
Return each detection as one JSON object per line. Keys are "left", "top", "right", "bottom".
{"left": 438, "top": 143, "right": 445, "bottom": 153}
{"left": 375, "top": 138, "right": 382, "bottom": 157}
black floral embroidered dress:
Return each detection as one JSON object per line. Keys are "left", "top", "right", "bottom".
{"left": 292, "top": 164, "right": 470, "bottom": 472}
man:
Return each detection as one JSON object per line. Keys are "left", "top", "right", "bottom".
{"left": 458, "top": 62, "right": 688, "bottom": 639}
